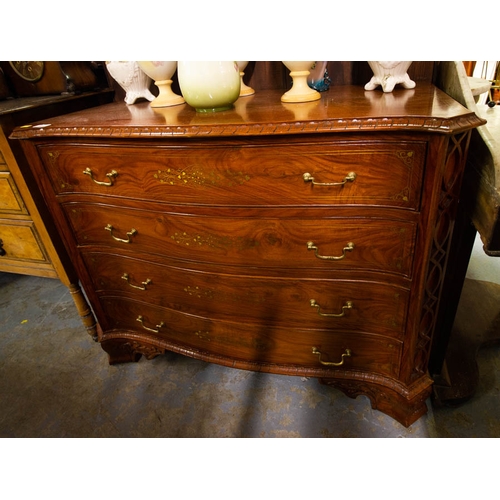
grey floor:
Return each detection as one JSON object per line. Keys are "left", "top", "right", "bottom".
{"left": 1, "top": 236, "right": 499, "bottom": 438}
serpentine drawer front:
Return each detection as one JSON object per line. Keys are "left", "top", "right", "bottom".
{"left": 66, "top": 204, "right": 417, "bottom": 276}
{"left": 12, "top": 86, "right": 485, "bottom": 427}
{"left": 38, "top": 140, "right": 425, "bottom": 209}
{"left": 98, "top": 295, "right": 402, "bottom": 378}
{"left": 83, "top": 251, "right": 410, "bottom": 338}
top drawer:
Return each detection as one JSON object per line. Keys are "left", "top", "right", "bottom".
{"left": 37, "top": 140, "right": 426, "bottom": 209}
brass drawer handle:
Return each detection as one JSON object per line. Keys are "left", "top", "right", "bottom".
{"left": 303, "top": 171, "right": 356, "bottom": 186}
{"left": 310, "top": 299, "right": 353, "bottom": 317}
{"left": 307, "top": 241, "right": 354, "bottom": 260}
{"left": 312, "top": 347, "right": 351, "bottom": 366}
{"left": 136, "top": 315, "right": 164, "bottom": 333}
{"left": 83, "top": 167, "right": 118, "bottom": 186}
{"left": 121, "top": 273, "right": 152, "bottom": 290}
{"left": 105, "top": 224, "right": 137, "bottom": 243}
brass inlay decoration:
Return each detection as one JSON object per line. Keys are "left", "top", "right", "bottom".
{"left": 303, "top": 171, "right": 356, "bottom": 187}
{"left": 83, "top": 167, "right": 118, "bottom": 186}
{"left": 387, "top": 226, "right": 411, "bottom": 271}
{"left": 171, "top": 231, "right": 258, "bottom": 251}
{"left": 307, "top": 241, "right": 354, "bottom": 260}
{"left": 392, "top": 151, "right": 414, "bottom": 201}
{"left": 184, "top": 285, "right": 267, "bottom": 304}
{"left": 396, "top": 150, "right": 415, "bottom": 165}
{"left": 310, "top": 299, "right": 353, "bottom": 317}
{"left": 136, "top": 315, "right": 164, "bottom": 333}
{"left": 384, "top": 292, "right": 401, "bottom": 328}
{"left": 46, "top": 152, "right": 66, "bottom": 188}
{"left": 154, "top": 167, "right": 250, "bottom": 187}
{"left": 121, "top": 273, "right": 152, "bottom": 290}
{"left": 47, "top": 151, "right": 60, "bottom": 166}
{"left": 105, "top": 224, "right": 137, "bottom": 243}
{"left": 312, "top": 347, "right": 352, "bottom": 366}
{"left": 195, "top": 331, "right": 211, "bottom": 341}
{"left": 391, "top": 187, "right": 410, "bottom": 202}
{"left": 184, "top": 286, "right": 215, "bottom": 300}
{"left": 194, "top": 331, "right": 268, "bottom": 351}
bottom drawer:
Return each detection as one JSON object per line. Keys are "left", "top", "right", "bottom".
{"left": 0, "top": 220, "right": 48, "bottom": 262}
{"left": 98, "top": 296, "right": 402, "bottom": 378}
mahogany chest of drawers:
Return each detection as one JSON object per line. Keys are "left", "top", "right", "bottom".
{"left": 12, "top": 85, "right": 484, "bottom": 426}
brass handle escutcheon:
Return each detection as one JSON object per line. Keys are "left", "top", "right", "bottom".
{"left": 83, "top": 167, "right": 118, "bottom": 186}
{"left": 136, "top": 315, "right": 164, "bottom": 333}
{"left": 307, "top": 241, "right": 354, "bottom": 260}
{"left": 303, "top": 171, "right": 356, "bottom": 186}
{"left": 121, "top": 273, "right": 152, "bottom": 290}
{"left": 105, "top": 224, "right": 137, "bottom": 243}
{"left": 312, "top": 347, "right": 351, "bottom": 366}
{"left": 310, "top": 299, "right": 353, "bottom": 317}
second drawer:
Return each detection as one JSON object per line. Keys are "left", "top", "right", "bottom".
{"left": 67, "top": 203, "right": 417, "bottom": 276}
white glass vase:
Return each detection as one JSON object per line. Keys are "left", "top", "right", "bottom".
{"left": 177, "top": 61, "right": 241, "bottom": 112}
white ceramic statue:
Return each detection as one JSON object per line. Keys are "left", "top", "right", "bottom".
{"left": 364, "top": 61, "right": 416, "bottom": 93}
{"left": 106, "top": 61, "right": 155, "bottom": 105}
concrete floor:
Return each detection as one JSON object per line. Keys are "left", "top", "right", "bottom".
{"left": 0, "top": 238, "right": 499, "bottom": 438}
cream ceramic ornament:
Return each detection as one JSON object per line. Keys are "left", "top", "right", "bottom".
{"left": 177, "top": 61, "right": 241, "bottom": 112}
{"left": 137, "top": 61, "right": 185, "bottom": 108}
{"left": 105, "top": 61, "right": 155, "bottom": 105}
{"left": 281, "top": 61, "right": 321, "bottom": 103}
{"left": 364, "top": 61, "right": 416, "bottom": 93}
{"left": 236, "top": 61, "right": 255, "bottom": 96}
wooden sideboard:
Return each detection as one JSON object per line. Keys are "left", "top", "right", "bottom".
{"left": 11, "top": 83, "right": 484, "bottom": 426}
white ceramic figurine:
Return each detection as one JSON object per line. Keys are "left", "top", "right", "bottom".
{"left": 364, "top": 61, "right": 416, "bottom": 93}
{"left": 106, "top": 61, "right": 155, "bottom": 105}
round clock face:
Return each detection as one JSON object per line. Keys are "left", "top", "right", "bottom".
{"left": 9, "top": 61, "right": 44, "bottom": 82}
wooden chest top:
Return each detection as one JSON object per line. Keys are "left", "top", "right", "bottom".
{"left": 11, "top": 85, "right": 485, "bottom": 140}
